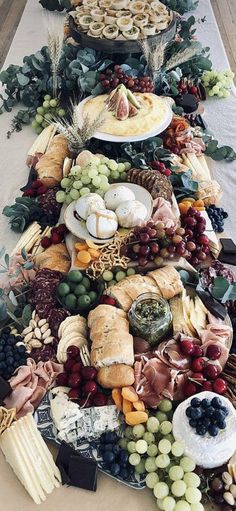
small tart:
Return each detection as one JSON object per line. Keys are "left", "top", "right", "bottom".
{"left": 99, "top": 0, "right": 112, "bottom": 7}
{"left": 89, "top": 21, "right": 105, "bottom": 34}
{"left": 117, "top": 16, "right": 133, "bottom": 31}
{"left": 149, "top": 13, "right": 166, "bottom": 23}
{"left": 141, "top": 24, "right": 156, "bottom": 36}
{"left": 79, "top": 14, "right": 93, "bottom": 29}
{"left": 87, "top": 30, "right": 101, "bottom": 37}
{"left": 144, "top": 3, "right": 151, "bottom": 12}
{"left": 91, "top": 8, "right": 104, "bottom": 20}
{"left": 151, "top": 1, "right": 167, "bottom": 13}
{"left": 133, "top": 13, "right": 148, "bottom": 27}
{"left": 103, "top": 24, "right": 119, "bottom": 39}
{"left": 129, "top": 0, "right": 145, "bottom": 14}
{"left": 104, "top": 13, "right": 117, "bottom": 24}
{"left": 155, "top": 20, "right": 169, "bottom": 30}
{"left": 107, "top": 8, "right": 117, "bottom": 15}
{"left": 83, "top": 0, "right": 98, "bottom": 6}
{"left": 111, "top": 0, "right": 129, "bottom": 9}
{"left": 116, "top": 10, "right": 132, "bottom": 18}
{"left": 123, "top": 25, "right": 140, "bottom": 39}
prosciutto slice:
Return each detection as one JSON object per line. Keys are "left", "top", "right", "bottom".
{"left": 4, "top": 359, "right": 63, "bottom": 418}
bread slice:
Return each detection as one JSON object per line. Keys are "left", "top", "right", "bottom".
{"left": 148, "top": 266, "right": 183, "bottom": 300}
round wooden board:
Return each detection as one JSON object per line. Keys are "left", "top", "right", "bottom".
{"left": 69, "top": 12, "right": 177, "bottom": 55}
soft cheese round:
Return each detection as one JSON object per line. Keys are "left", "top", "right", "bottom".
{"left": 75, "top": 193, "right": 105, "bottom": 220}
{"left": 172, "top": 391, "right": 236, "bottom": 469}
{"left": 104, "top": 185, "right": 135, "bottom": 211}
{"left": 86, "top": 209, "right": 118, "bottom": 239}
{"left": 115, "top": 200, "right": 147, "bottom": 228}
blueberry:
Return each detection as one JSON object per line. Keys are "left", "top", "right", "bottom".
{"left": 110, "top": 463, "right": 120, "bottom": 476}
{"left": 196, "top": 424, "right": 207, "bottom": 436}
{"left": 191, "top": 397, "right": 201, "bottom": 408}
{"left": 104, "top": 443, "right": 113, "bottom": 452}
{"left": 0, "top": 353, "right": 5, "bottom": 361}
{"left": 189, "top": 418, "right": 197, "bottom": 428}
{"left": 14, "top": 354, "right": 21, "bottom": 361}
{"left": 7, "top": 337, "right": 16, "bottom": 346}
{"left": 213, "top": 410, "right": 225, "bottom": 422}
{"left": 202, "top": 398, "right": 211, "bottom": 408}
{"left": 119, "top": 468, "right": 129, "bottom": 479}
{"left": 205, "top": 406, "right": 215, "bottom": 417}
{"left": 211, "top": 397, "right": 222, "bottom": 409}
{"left": 217, "top": 420, "right": 226, "bottom": 430}
{"left": 102, "top": 451, "right": 115, "bottom": 464}
{"left": 5, "top": 346, "right": 12, "bottom": 353}
{"left": 100, "top": 433, "right": 107, "bottom": 444}
{"left": 223, "top": 212, "right": 228, "bottom": 218}
{"left": 112, "top": 445, "right": 120, "bottom": 456}
{"left": 221, "top": 406, "right": 229, "bottom": 417}
{"left": 0, "top": 362, "right": 6, "bottom": 370}
{"left": 2, "top": 327, "right": 11, "bottom": 335}
{"left": 201, "top": 417, "right": 211, "bottom": 428}
{"left": 119, "top": 450, "right": 129, "bottom": 464}
{"left": 186, "top": 406, "right": 193, "bottom": 418}
{"left": 208, "top": 424, "right": 219, "bottom": 437}
{"left": 19, "top": 357, "right": 27, "bottom": 365}
{"left": 17, "top": 345, "right": 26, "bottom": 354}
{"left": 190, "top": 407, "right": 202, "bottom": 420}
{"left": 6, "top": 356, "right": 14, "bottom": 365}
{"left": 106, "top": 431, "right": 118, "bottom": 443}
{"left": 15, "top": 336, "right": 22, "bottom": 342}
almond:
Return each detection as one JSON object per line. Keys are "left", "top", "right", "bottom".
{"left": 34, "top": 327, "right": 42, "bottom": 340}
{"left": 40, "top": 323, "right": 50, "bottom": 334}
{"left": 38, "top": 319, "right": 47, "bottom": 328}
{"left": 42, "top": 328, "right": 51, "bottom": 340}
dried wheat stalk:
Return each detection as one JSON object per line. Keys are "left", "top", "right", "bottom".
{"left": 165, "top": 44, "right": 199, "bottom": 71}
{"left": 43, "top": 12, "right": 65, "bottom": 98}
{"left": 139, "top": 40, "right": 167, "bottom": 75}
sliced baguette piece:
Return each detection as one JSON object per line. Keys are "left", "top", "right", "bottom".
{"left": 97, "top": 364, "right": 134, "bottom": 388}
{"left": 27, "top": 124, "right": 57, "bottom": 158}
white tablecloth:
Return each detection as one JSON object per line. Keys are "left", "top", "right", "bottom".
{"left": 0, "top": 0, "right": 235, "bottom": 509}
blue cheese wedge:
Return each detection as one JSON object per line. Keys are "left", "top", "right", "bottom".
{"left": 50, "top": 390, "right": 121, "bottom": 444}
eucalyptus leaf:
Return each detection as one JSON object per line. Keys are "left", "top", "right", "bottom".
{"left": 22, "top": 304, "right": 32, "bottom": 327}
{"left": 4, "top": 254, "right": 9, "bottom": 268}
{"left": 16, "top": 73, "right": 30, "bottom": 86}
{"left": 0, "top": 246, "right": 6, "bottom": 259}
{"left": 9, "top": 290, "right": 18, "bottom": 306}
{"left": 211, "top": 277, "right": 230, "bottom": 300}
{"left": 0, "top": 289, "right": 4, "bottom": 297}
{"left": 21, "top": 247, "right": 27, "bottom": 260}
{"left": 0, "top": 300, "right": 7, "bottom": 321}
{"left": 222, "top": 283, "right": 236, "bottom": 303}
{"left": 23, "top": 261, "right": 34, "bottom": 270}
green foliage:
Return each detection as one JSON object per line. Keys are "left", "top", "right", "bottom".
{"left": 204, "top": 137, "right": 236, "bottom": 162}
{"left": 3, "top": 197, "right": 43, "bottom": 233}
{"left": 161, "top": 0, "right": 199, "bottom": 14}
{"left": 120, "top": 137, "right": 173, "bottom": 169}
{"left": 211, "top": 277, "right": 236, "bottom": 303}
{"left": 39, "top": 0, "right": 71, "bottom": 11}
{"left": 170, "top": 170, "right": 199, "bottom": 200}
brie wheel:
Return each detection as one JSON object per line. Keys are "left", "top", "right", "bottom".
{"left": 173, "top": 391, "right": 236, "bottom": 469}
{"left": 86, "top": 209, "right": 118, "bottom": 239}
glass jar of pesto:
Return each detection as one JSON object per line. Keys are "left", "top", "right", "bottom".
{"left": 128, "top": 292, "right": 172, "bottom": 346}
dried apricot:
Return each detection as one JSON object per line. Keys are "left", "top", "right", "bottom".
{"left": 193, "top": 199, "right": 204, "bottom": 207}
{"left": 123, "top": 398, "right": 133, "bottom": 414}
{"left": 133, "top": 400, "right": 145, "bottom": 411}
{"left": 75, "top": 242, "right": 88, "bottom": 251}
{"left": 178, "top": 203, "right": 189, "bottom": 214}
{"left": 86, "top": 239, "right": 99, "bottom": 249}
{"left": 122, "top": 386, "right": 139, "bottom": 403}
{"left": 88, "top": 248, "right": 100, "bottom": 259}
{"left": 112, "top": 388, "right": 123, "bottom": 411}
{"left": 125, "top": 411, "right": 148, "bottom": 426}
{"left": 77, "top": 250, "right": 91, "bottom": 264}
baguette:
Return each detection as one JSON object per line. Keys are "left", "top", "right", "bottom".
{"left": 34, "top": 243, "right": 71, "bottom": 273}
{"left": 97, "top": 364, "right": 135, "bottom": 389}
{"left": 35, "top": 134, "right": 69, "bottom": 187}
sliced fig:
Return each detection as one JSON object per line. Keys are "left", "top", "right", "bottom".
{"left": 128, "top": 100, "right": 138, "bottom": 117}
{"left": 127, "top": 88, "right": 141, "bottom": 109}
{"left": 116, "top": 89, "right": 129, "bottom": 120}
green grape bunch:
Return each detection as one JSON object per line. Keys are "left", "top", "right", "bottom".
{"left": 31, "top": 94, "right": 66, "bottom": 134}
{"left": 202, "top": 69, "right": 234, "bottom": 98}
{"left": 123, "top": 398, "right": 204, "bottom": 511}
{"left": 56, "top": 155, "right": 131, "bottom": 205}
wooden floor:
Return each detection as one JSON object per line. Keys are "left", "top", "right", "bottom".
{"left": 0, "top": 0, "right": 236, "bottom": 73}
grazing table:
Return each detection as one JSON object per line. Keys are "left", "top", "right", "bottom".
{"left": 0, "top": 0, "right": 235, "bottom": 509}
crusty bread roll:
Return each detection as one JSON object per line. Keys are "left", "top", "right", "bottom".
{"left": 148, "top": 266, "right": 183, "bottom": 300}
{"left": 35, "top": 134, "right": 69, "bottom": 187}
{"left": 97, "top": 364, "right": 135, "bottom": 389}
{"left": 34, "top": 243, "right": 71, "bottom": 273}
{"left": 88, "top": 305, "right": 134, "bottom": 368}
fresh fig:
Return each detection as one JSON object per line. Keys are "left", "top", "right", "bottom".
{"left": 116, "top": 88, "right": 129, "bottom": 121}
{"left": 128, "top": 101, "right": 138, "bottom": 117}
{"left": 126, "top": 88, "right": 141, "bottom": 109}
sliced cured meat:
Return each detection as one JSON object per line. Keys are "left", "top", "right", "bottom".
{"left": 201, "top": 339, "right": 229, "bottom": 371}
{"left": 155, "top": 336, "right": 197, "bottom": 371}
{"left": 201, "top": 324, "right": 232, "bottom": 346}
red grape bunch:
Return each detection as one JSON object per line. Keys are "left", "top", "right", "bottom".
{"left": 99, "top": 65, "right": 154, "bottom": 94}
{"left": 149, "top": 160, "right": 172, "bottom": 177}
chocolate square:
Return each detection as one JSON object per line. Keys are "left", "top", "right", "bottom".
{"left": 0, "top": 376, "right": 12, "bottom": 402}
{"left": 68, "top": 455, "right": 97, "bottom": 492}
